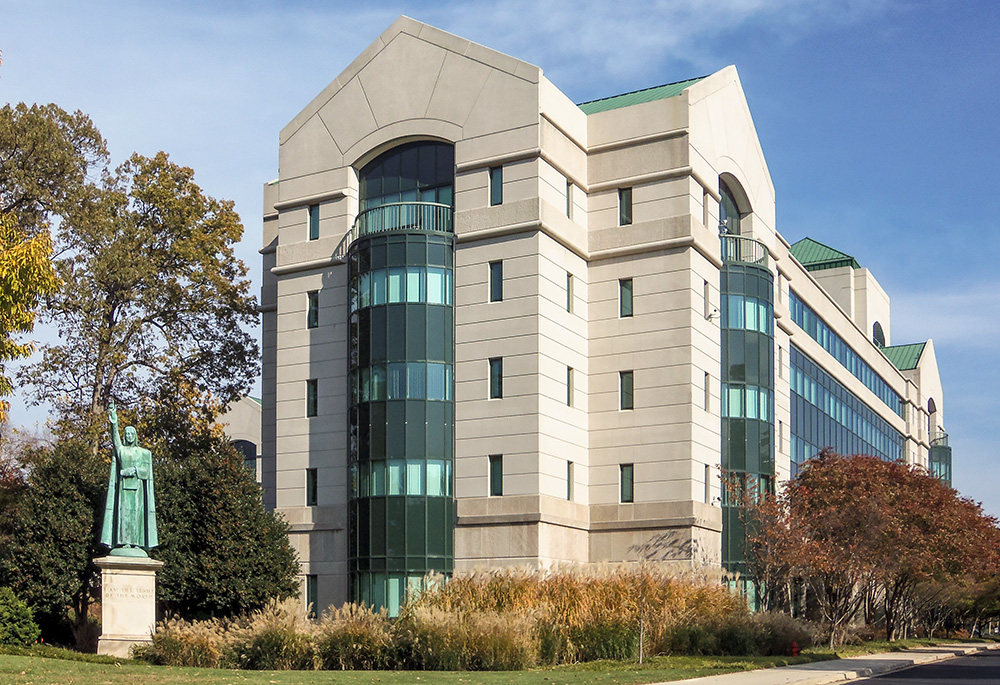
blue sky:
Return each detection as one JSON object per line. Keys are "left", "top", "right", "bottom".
{"left": 2, "top": 1, "right": 998, "bottom": 513}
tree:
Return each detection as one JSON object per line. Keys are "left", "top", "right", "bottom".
{"left": 0, "top": 103, "right": 106, "bottom": 235}
{"left": 747, "top": 450, "right": 1000, "bottom": 646}
{"left": 0, "top": 212, "right": 58, "bottom": 422}
{"left": 0, "top": 438, "right": 106, "bottom": 643}
{"left": 136, "top": 382, "right": 299, "bottom": 619}
{"left": 21, "top": 151, "right": 259, "bottom": 444}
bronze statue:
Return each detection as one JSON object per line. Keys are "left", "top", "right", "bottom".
{"left": 100, "top": 401, "right": 158, "bottom": 557}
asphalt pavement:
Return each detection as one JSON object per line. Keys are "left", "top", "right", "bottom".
{"left": 660, "top": 643, "right": 1000, "bottom": 685}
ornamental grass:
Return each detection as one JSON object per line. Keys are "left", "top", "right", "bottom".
{"left": 135, "top": 566, "right": 814, "bottom": 671}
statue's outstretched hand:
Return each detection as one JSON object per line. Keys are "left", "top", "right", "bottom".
{"left": 109, "top": 401, "right": 118, "bottom": 426}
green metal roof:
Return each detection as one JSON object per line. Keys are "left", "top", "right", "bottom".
{"left": 577, "top": 76, "right": 708, "bottom": 114}
{"left": 881, "top": 342, "right": 926, "bottom": 371}
{"left": 789, "top": 237, "right": 861, "bottom": 272}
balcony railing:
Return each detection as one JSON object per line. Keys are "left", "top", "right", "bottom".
{"left": 721, "top": 234, "right": 769, "bottom": 268}
{"left": 354, "top": 202, "right": 452, "bottom": 240}
{"left": 930, "top": 430, "right": 949, "bottom": 447}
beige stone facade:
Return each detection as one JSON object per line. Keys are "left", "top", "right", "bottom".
{"left": 260, "top": 17, "right": 949, "bottom": 612}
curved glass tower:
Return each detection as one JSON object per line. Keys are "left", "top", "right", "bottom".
{"left": 719, "top": 181, "right": 775, "bottom": 578}
{"left": 347, "top": 141, "right": 455, "bottom": 615}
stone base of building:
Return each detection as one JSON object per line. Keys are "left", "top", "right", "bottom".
{"left": 94, "top": 554, "right": 164, "bottom": 657}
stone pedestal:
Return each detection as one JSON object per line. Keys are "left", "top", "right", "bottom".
{"left": 94, "top": 555, "right": 164, "bottom": 657}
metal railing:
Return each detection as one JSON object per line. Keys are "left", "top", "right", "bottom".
{"left": 930, "top": 430, "right": 949, "bottom": 447}
{"left": 354, "top": 202, "right": 453, "bottom": 241}
{"left": 720, "top": 234, "right": 769, "bottom": 268}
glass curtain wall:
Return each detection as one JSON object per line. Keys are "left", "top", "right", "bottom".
{"left": 719, "top": 182, "right": 775, "bottom": 578}
{"left": 348, "top": 141, "right": 455, "bottom": 615}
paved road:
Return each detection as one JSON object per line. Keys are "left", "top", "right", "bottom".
{"left": 864, "top": 650, "right": 1000, "bottom": 684}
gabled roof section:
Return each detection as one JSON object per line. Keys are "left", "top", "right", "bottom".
{"left": 577, "top": 76, "right": 708, "bottom": 114}
{"left": 882, "top": 342, "right": 926, "bottom": 371}
{"left": 789, "top": 237, "right": 861, "bottom": 272}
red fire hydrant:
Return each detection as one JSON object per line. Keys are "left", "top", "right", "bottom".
{"left": 791, "top": 641, "right": 800, "bottom": 657}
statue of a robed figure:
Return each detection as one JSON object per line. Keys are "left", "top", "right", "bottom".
{"left": 100, "top": 401, "right": 158, "bottom": 557}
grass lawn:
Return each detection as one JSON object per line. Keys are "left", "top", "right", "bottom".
{"left": 0, "top": 652, "right": 830, "bottom": 685}
{"left": 0, "top": 639, "right": 987, "bottom": 685}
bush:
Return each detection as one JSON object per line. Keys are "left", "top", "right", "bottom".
{"left": 567, "top": 620, "right": 637, "bottom": 661}
{"left": 133, "top": 617, "right": 225, "bottom": 667}
{"left": 0, "top": 586, "right": 40, "bottom": 646}
{"left": 224, "top": 598, "right": 317, "bottom": 671}
{"left": 657, "top": 623, "right": 720, "bottom": 655}
{"left": 396, "top": 607, "right": 538, "bottom": 671}
{"left": 315, "top": 603, "right": 393, "bottom": 670}
{"left": 751, "top": 613, "right": 818, "bottom": 656}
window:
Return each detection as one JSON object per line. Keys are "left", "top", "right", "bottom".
{"left": 308, "top": 204, "right": 319, "bottom": 240}
{"left": 489, "top": 261, "right": 503, "bottom": 302}
{"left": 566, "top": 272, "right": 574, "bottom": 312}
{"left": 489, "top": 455, "right": 503, "bottom": 496}
{"left": 566, "top": 179, "right": 573, "bottom": 218}
{"left": 620, "top": 463, "right": 634, "bottom": 503}
{"left": 566, "top": 366, "right": 574, "bottom": 407}
{"left": 618, "top": 187, "right": 632, "bottom": 226}
{"left": 704, "top": 371, "right": 711, "bottom": 411}
{"left": 306, "top": 575, "right": 318, "bottom": 619}
{"left": 307, "top": 290, "right": 319, "bottom": 329}
{"left": 306, "top": 379, "right": 318, "bottom": 417}
{"left": 619, "top": 278, "right": 633, "bottom": 318}
{"left": 619, "top": 370, "right": 634, "bottom": 410}
{"left": 489, "top": 358, "right": 503, "bottom": 399}
{"left": 306, "top": 468, "right": 318, "bottom": 506}
{"left": 567, "top": 461, "right": 575, "bottom": 501}
{"left": 489, "top": 166, "right": 503, "bottom": 206}
{"left": 704, "top": 464, "right": 712, "bottom": 504}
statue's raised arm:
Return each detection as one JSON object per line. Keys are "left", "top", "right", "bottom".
{"left": 109, "top": 401, "right": 122, "bottom": 455}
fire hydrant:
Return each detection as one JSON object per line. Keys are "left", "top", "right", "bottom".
{"left": 791, "top": 641, "right": 800, "bottom": 657}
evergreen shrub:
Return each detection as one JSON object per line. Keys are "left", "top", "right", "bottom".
{"left": 0, "top": 586, "right": 40, "bottom": 646}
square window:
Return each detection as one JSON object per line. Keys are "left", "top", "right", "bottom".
{"left": 307, "top": 290, "right": 319, "bottom": 329}
{"left": 620, "top": 463, "right": 634, "bottom": 503}
{"left": 566, "top": 366, "right": 574, "bottom": 407}
{"left": 306, "top": 468, "right": 318, "bottom": 506}
{"left": 489, "top": 454, "right": 503, "bottom": 496}
{"left": 566, "top": 272, "right": 574, "bottom": 313}
{"left": 489, "top": 261, "right": 503, "bottom": 302}
{"left": 308, "top": 204, "right": 320, "bottom": 240}
{"left": 306, "top": 379, "right": 318, "bottom": 417}
{"left": 618, "top": 187, "right": 632, "bottom": 226}
{"left": 619, "top": 278, "right": 633, "bottom": 317}
{"left": 489, "top": 166, "right": 503, "bottom": 206}
{"left": 619, "top": 370, "right": 633, "bottom": 410}
{"left": 489, "top": 357, "right": 503, "bottom": 399}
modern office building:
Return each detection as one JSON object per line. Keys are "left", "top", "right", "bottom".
{"left": 260, "top": 17, "right": 951, "bottom": 613}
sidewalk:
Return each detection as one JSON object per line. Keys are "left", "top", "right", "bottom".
{"left": 662, "top": 642, "right": 1000, "bottom": 685}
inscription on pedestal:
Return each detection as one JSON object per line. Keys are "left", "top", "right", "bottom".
{"left": 95, "top": 555, "right": 164, "bottom": 657}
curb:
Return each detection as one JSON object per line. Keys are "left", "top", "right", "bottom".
{"left": 659, "top": 642, "right": 1000, "bottom": 685}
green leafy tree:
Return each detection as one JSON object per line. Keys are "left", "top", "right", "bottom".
{"left": 0, "top": 439, "right": 105, "bottom": 642}
{"left": 0, "top": 103, "right": 106, "bottom": 235}
{"left": 21, "top": 151, "right": 259, "bottom": 444}
{"left": 136, "top": 382, "right": 299, "bottom": 619}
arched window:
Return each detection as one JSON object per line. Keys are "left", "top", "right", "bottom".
{"left": 359, "top": 141, "right": 454, "bottom": 211}
{"left": 719, "top": 181, "right": 741, "bottom": 235}
{"left": 873, "top": 322, "right": 885, "bottom": 347}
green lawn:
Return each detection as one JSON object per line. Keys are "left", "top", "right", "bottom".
{"left": 0, "top": 652, "right": 829, "bottom": 685}
{"left": 0, "top": 639, "right": 988, "bottom": 685}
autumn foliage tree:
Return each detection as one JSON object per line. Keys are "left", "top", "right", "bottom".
{"left": 746, "top": 450, "right": 1000, "bottom": 646}
{"left": 21, "top": 151, "right": 259, "bottom": 446}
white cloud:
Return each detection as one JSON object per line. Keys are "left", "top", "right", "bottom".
{"left": 890, "top": 284, "right": 1000, "bottom": 350}
{"left": 413, "top": 0, "right": 894, "bottom": 94}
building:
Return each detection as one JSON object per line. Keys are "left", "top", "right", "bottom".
{"left": 259, "top": 17, "right": 951, "bottom": 614}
